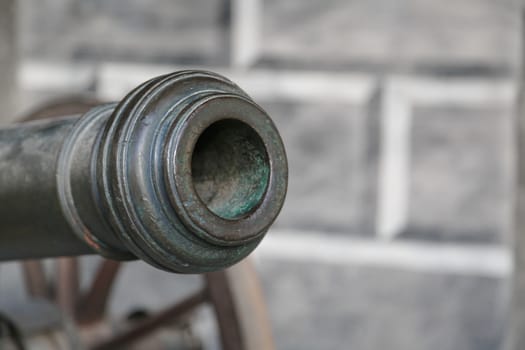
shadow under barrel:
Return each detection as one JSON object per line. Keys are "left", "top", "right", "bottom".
{"left": 0, "top": 70, "right": 287, "bottom": 273}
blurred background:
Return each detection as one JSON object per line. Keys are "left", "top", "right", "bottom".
{"left": 0, "top": 0, "right": 521, "bottom": 349}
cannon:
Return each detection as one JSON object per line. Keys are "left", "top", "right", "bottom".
{"left": 0, "top": 70, "right": 287, "bottom": 273}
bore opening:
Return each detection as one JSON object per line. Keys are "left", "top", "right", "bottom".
{"left": 191, "top": 119, "right": 270, "bottom": 220}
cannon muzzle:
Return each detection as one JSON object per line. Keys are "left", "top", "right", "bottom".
{"left": 0, "top": 71, "right": 287, "bottom": 273}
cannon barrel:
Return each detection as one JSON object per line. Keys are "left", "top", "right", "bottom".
{"left": 0, "top": 70, "right": 287, "bottom": 273}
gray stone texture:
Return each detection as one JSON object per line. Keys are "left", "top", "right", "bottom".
{"left": 403, "top": 104, "right": 513, "bottom": 243}
{"left": 260, "top": 260, "right": 509, "bottom": 350}
{"left": 261, "top": 0, "right": 520, "bottom": 73}
{"left": 18, "top": 0, "right": 230, "bottom": 64}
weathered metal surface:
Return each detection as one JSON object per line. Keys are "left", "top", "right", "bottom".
{"left": 0, "top": 70, "right": 287, "bottom": 273}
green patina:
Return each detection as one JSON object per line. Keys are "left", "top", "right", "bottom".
{"left": 191, "top": 119, "right": 270, "bottom": 220}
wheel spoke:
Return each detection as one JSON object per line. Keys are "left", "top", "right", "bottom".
{"left": 56, "top": 257, "right": 80, "bottom": 316}
{"left": 205, "top": 270, "right": 245, "bottom": 350}
{"left": 77, "top": 259, "right": 122, "bottom": 324}
{"left": 89, "top": 289, "right": 207, "bottom": 350}
{"left": 22, "top": 260, "right": 49, "bottom": 299}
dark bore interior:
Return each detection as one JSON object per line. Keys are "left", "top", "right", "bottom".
{"left": 191, "top": 119, "right": 270, "bottom": 220}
